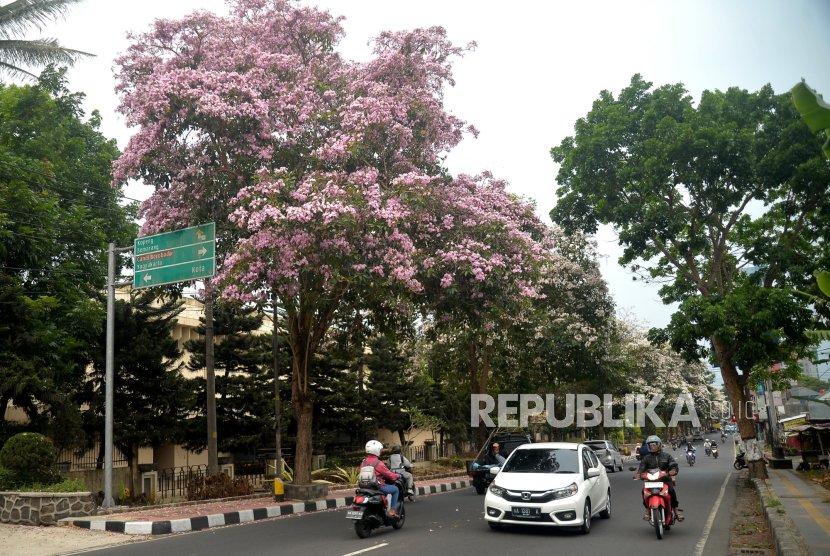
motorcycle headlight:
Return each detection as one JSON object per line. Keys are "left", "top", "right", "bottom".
{"left": 552, "top": 483, "right": 578, "bottom": 500}
{"left": 488, "top": 484, "right": 504, "bottom": 497}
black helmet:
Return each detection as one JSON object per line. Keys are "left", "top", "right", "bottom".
{"left": 392, "top": 444, "right": 402, "bottom": 454}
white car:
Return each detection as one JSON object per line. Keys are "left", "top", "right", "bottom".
{"left": 483, "top": 442, "right": 611, "bottom": 533}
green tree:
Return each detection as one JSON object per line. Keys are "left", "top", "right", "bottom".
{"left": 183, "top": 302, "right": 274, "bottom": 453}
{"left": 82, "top": 293, "right": 191, "bottom": 465}
{"left": 0, "top": 67, "right": 134, "bottom": 448}
{"left": 363, "top": 335, "right": 430, "bottom": 445}
{"left": 551, "top": 75, "right": 830, "bottom": 478}
{"left": 0, "top": 0, "right": 92, "bottom": 80}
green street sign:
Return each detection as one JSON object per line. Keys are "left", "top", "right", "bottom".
{"left": 133, "top": 223, "right": 215, "bottom": 289}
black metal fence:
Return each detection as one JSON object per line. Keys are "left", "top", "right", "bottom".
{"left": 158, "top": 465, "right": 207, "bottom": 499}
{"left": 234, "top": 461, "right": 266, "bottom": 485}
{"left": 56, "top": 439, "right": 129, "bottom": 471}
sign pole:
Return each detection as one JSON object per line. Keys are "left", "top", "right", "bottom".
{"left": 206, "top": 290, "right": 218, "bottom": 477}
{"left": 103, "top": 243, "right": 132, "bottom": 507}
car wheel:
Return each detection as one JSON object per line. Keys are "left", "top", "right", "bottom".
{"left": 580, "top": 500, "right": 591, "bottom": 534}
{"left": 599, "top": 489, "right": 611, "bottom": 519}
{"left": 607, "top": 465, "right": 615, "bottom": 473}
{"left": 476, "top": 485, "right": 487, "bottom": 495}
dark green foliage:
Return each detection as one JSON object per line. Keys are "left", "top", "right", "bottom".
{"left": 0, "top": 432, "right": 55, "bottom": 472}
{"left": 81, "top": 293, "right": 191, "bottom": 463}
{"left": 363, "top": 336, "right": 429, "bottom": 444}
{"left": 0, "top": 68, "right": 135, "bottom": 445}
{"left": 0, "top": 465, "right": 18, "bottom": 490}
{"left": 183, "top": 302, "right": 275, "bottom": 453}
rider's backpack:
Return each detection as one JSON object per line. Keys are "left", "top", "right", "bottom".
{"left": 358, "top": 460, "right": 381, "bottom": 489}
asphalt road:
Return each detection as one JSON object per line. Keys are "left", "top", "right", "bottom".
{"left": 73, "top": 444, "right": 738, "bottom": 556}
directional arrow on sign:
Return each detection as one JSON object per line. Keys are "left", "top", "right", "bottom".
{"left": 196, "top": 228, "right": 206, "bottom": 241}
{"left": 143, "top": 274, "right": 152, "bottom": 283}
{"left": 198, "top": 247, "right": 207, "bottom": 257}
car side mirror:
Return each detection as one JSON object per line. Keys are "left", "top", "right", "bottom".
{"left": 587, "top": 467, "right": 601, "bottom": 478}
{"left": 489, "top": 467, "right": 500, "bottom": 475}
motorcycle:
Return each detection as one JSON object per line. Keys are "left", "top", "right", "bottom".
{"left": 711, "top": 445, "right": 719, "bottom": 459}
{"left": 734, "top": 453, "right": 748, "bottom": 470}
{"left": 686, "top": 449, "right": 695, "bottom": 466}
{"left": 705, "top": 445, "right": 711, "bottom": 457}
{"left": 347, "top": 476, "right": 407, "bottom": 538}
{"left": 631, "top": 467, "right": 678, "bottom": 539}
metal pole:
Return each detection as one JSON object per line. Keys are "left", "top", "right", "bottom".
{"left": 102, "top": 243, "right": 116, "bottom": 507}
{"left": 206, "top": 291, "right": 218, "bottom": 476}
{"left": 273, "top": 291, "right": 282, "bottom": 483}
{"left": 767, "top": 379, "right": 785, "bottom": 459}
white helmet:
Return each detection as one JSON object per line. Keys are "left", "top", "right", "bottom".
{"left": 365, "top": 440, "right": 383, "bottom": 456}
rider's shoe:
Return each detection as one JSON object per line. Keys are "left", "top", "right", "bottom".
{"left": 643, "top": 511, "right": 650, "bottom": 521}
{"left": 387, "top": 509, "right": 399, "bottom": 518}
{"left": 674, "top": 509, "right": 684, "bottom": 522}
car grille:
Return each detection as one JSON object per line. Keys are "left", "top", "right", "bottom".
{"left": 503, "top": 490, "right": 556, "bottom": 503}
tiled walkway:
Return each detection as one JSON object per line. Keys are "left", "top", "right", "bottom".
{"left": 768, "top": 468, "right": 830, "bottom": 554}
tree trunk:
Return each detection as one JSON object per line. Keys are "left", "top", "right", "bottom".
{"left": 292, "top": 388, "right": 313, "bottom": 485}
{"left": 713, "top": 336, "right": 767, "bottom": 479}
{"left": 469, "top": 340, "right": 490, "bottom": 450}
{"left": 289, "top": 307, "right": 316, "bottom": 486}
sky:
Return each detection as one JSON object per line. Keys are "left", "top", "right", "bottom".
{"left": 9, "top": 0, "right": 830, "bottom": 382}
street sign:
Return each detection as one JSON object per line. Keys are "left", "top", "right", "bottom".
{"left": 133, "top": 222, "right": 215, "bottom": 289}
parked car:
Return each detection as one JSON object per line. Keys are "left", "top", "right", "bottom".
{"left": 583, "top": 440, "right": 624, "bottom": 472}
{"left": 468, "top": 432, "right": 533, "bottom": 495}
{"left": 484, "top": 442, "right": 611, "bottom": 533}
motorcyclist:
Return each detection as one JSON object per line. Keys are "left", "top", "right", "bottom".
{"left": 388, "top": 444, "right": 415, "bottom": 497}
{"left": 635, "top": 435, "right": 683, "bottom": 522}
{"left": 686, "top": 442, "right": 696, "bottom": 462}
{"left": 704, "top": 439, "right": 711, "bottom": 455}
{"left": 361, "top": 440, "right": 401, "bottom": 518}
{"left": 484, "top": 443, "right": 506, "bottom": 466}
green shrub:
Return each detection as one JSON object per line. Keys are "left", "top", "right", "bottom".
{"left": 0, "top": 466, "right": 20, "bottom": 490}
{"left": 24, "top": 477, "right": 87, "bottom": 493}
{"left": 0, "top": 433, "right": 56, "bottom": 474}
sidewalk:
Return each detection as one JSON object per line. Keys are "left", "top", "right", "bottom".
{"left": 767, "top": 468, "right": 830, "bottom": 554}
{"left": 59, "top": 475, "right": 472, "bottom": 535}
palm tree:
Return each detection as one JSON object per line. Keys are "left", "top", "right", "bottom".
{"left": 0, "top": 0, "right": 93, "bottom": 79}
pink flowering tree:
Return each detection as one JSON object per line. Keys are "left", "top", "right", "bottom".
{"left": 113, "top": 0, "right": 494, "bottom": 483}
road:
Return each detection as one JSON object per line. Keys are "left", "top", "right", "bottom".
{"left": 72, "top": 444, "right": 738, "bottom": 556}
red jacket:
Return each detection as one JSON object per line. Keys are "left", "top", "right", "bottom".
{"left": 362, "top": 455, "right": 400, "bottom": 486}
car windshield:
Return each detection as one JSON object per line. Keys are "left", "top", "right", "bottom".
{"left": 501, "top": 448, "right": 579, "bottom": 473}
{"left": 584, "top": 443, "right": 606, "bottom": 451}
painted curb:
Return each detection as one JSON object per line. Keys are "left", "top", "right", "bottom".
{"left": 752, "top": 477, "right": 810, "bottom": 556}
{"left": 63, "top": 480, "right": 472, "bottom": 535}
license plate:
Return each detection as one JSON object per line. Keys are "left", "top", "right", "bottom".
{"left": 346, "top": 509, "right": 364, "bottom": 520}
{"left": 511, "top": 507, "right": 541, "bottom": 519}
{"left": 644, "top": 482, "right": 664, "bottom": 488}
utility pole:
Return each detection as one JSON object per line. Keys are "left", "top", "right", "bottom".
{"left": 206, "top": 291, "right": 218, "bottom": 477}
{"left": 272, "top": 290, "right": 282, "bottom": 482}
{"left": 103, "top": 243, "right": 133, "bottom": 507}
{"left": 766, "top": 378, "right": 784, "bottom": 459}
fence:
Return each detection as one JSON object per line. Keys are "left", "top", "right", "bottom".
{"left": 56, "top": 439, "right": 129, "bottom": 471}
{"left": 158, "top": 465, "right": 207, "bottom": 499}
{"left": 234, "top": 461, "right": 266, "bottom": 485}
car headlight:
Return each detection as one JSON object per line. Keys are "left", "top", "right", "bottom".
{"left": 552, "top": 483, "right": 578, "bottom": 500}
{"left": 489, "top": 484, "right": 504, "bottom": 497}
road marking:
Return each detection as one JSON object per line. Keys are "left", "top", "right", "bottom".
{"left": 342, "top": 543, "right": 389, "bottom": 556}
{"left": 775, "top": 472, "right": 830, "bottom": 537}
{"left": 693, "top": 473, "right": 731, "bottom": 556}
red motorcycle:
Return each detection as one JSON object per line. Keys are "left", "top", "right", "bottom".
{"left": 637, "top": 468, "right": 677, "bottom": 539}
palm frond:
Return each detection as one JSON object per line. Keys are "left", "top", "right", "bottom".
{"left": 0, "top": 0, "right": 85, "bottom": 39}
{"left": 0, "top": 38, "right": 93, "bottom": 72}
{"left": 0, "top": 58, "right": 35, "bottom": 78}
{"left": 806, "top": 330, "right": 830, "bottom": 341}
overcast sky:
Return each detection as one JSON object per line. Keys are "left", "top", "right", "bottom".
{"left": 11, "top": 0, "right": 830, "bottom": 377}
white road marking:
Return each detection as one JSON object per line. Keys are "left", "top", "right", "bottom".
{"left": 342, "top": 543, "right": 389, "bottom": 556}
{"left": 693, "top": 473, "right": 731, "bottom": 556}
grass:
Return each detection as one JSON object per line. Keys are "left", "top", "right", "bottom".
{"left": 764, "top": 496, "right": 782, "bottom": 507}
{"left": 732, "top": 519, "right": 763, "bottom": 535}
